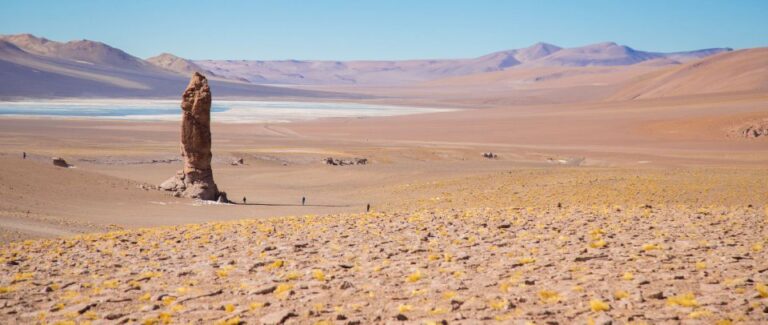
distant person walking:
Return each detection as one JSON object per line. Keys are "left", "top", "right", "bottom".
{"left": 366, "top": 204, "right": 370, "bottom": 212}
{"left": 22, "top": 152, "right": 26, "bottom": 159}
{"left": 302, "top": 196, "right": 306, "bottom": 206}
{"left": 242, "top": 196, "right": 247, "bottom": 204}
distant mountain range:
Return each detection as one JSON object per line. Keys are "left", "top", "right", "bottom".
{"left": 0, "top": 33, "right": 745, "bottom": 99}
{"left": 0, "top": 34, "right": 349, "bottom": 99}
{"left": 165, "top": 41, "right": 730, "bottom": 86}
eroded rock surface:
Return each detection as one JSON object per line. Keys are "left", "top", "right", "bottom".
{"left": 161, "top": 72, "right": 219, "bottom": 200}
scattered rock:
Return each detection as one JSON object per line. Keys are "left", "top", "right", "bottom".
{"left": 137, "top": 184, "right": 158, "bottom": 191}
{"left": 178, "top": 289, "right": 223, "bottom": 303}
{"left": 231, "top": 157, "right": 244, "bottom": 166}
{"left": 76, "top": 302, "right": 97, "bottom": 314}
{"left": 731, "top": 119, "right": 768, "bottom": 138}
{"left": 104, "top": 313, "right": 126, "bottom": 320}
{"left": 160, "top": 171, "right": 185, "bottom": 192}
{"left": 4, "top": 170, "right": 767, "bottom": 324}
{"left": 253, "top": 285, "right": 277, "bottom": 295}
{"left": 451, "top": 300, "right": 464, "bottom": 311}
{"left": 482, "top": 152, "right": 498, "bottom": 159}
{"left": 51, "top": 157, "right": 69, "bottom": 168}
{"left": 140, "top": 304, "right": 159, "bottom": 312}
{"left": 594, "top": 314, "right": 613, "bottom": 325}
{"left": 260, "top": 310, "right": 297, "bottom": 325}
{"left": 324, "top": 157, "right": 368, "bottom": 166}
{"left": 574, "top": 255, "right": 608, "bottom": 262}
{"left": 340, "top": 281, "right": 355, "bottom": 290}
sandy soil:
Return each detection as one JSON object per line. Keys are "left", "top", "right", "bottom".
{"left": 0, "top": 133, "right": 540, "bottom": 242}
{"left": 1, "top": 56, "right": 768, "bottom": 323}
{"left": 287, "top": 92, "right": 768, "bottom": 165}
{"left": 1, "top": 169, "right": 766, "bottom": 324}
{"left": 0, "top": 88, "right": 766, "bottom": 241}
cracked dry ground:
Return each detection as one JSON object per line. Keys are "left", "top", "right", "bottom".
{"left": 1, "top": 169, "right": 768, "bottom": 324}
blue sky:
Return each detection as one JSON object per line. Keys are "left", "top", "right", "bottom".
{"left": 1, "top": 1, "right": 766, "bottom": 60}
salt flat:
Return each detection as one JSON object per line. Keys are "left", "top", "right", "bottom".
{"left": 0, "top": 100, "right": 448, "bottom": 123}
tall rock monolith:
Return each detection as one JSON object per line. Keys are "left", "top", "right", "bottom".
{"left": 160, "top": 72, "right": 219, "bottom": 200}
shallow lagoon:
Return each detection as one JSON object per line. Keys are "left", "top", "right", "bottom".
{"left": 0, "top": 100, "right": 449, "bottom": 123}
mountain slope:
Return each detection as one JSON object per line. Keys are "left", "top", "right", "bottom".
{"left": 1, "top": 34, "right": 149, "bottom": 70}
{"left": 146, "top": 53, "right": 221, "bottom": 79}
{"left": 610, "top": 48, "right": 768, "bottom": 100}
{"left": 513, "top": 42, "right": 563, "bottom": 61}
{"left": 0, "top": 39, "right": 141, "bottom": 97}
{"left": 0, "top": 34, "right": 352, "bottom": 99}
{"left": 527, "top": 42, "right": 663, "bottom": 67}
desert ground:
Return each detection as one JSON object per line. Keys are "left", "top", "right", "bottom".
{"left": 1, "top": 87, "right": 766, "bottom": 239}
{"left": 1, "top": 46, "right": 768, "bottom": 323}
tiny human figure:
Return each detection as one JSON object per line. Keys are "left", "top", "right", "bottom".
{"left": 366, "top": 204, "right": 371, "bottom": 212}
{"left": 302, "top": 196, "right": 306, "bottom": 206}
{"left": 243, "top": 196, "right": 247, "bottom": 204}
{"left": 22, "top": 152, "right": 26, "bottom": 159}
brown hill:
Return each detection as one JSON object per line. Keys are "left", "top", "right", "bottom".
{"left": 146, "top": 53, "right": 218, "bottom": 77}
{"left": 1, "top": 34, "right": 148, "bottom": 69}
{"left": 610, "top": 48, "right": 768, "bottom": 100}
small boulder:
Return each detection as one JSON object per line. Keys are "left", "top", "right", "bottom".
{"left": 260, "top": 310, "right": 297, "bottom": 325}
{"left": 159, "top": 171, "right": 186, "bottom": 192}
{"left": 325, "top": 157, "right": 368, "bottom": 166}
{"left": 594, "top": 314, "right": 613, "bottom": 325}
{"left": 482, "top": 152, "right": 498, "bottom": 159}
{"left": 734, "top": 119, "right": 768, "bottom": 138}
{"left": 324, "top": 157, "right": 338, "bottom": 165}
{"left": 52, "top": 157, "right": 69, "bottom": 167}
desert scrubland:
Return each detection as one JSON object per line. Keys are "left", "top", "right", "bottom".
{"left": 0, "top": 33, "right": 767, "bottom": 324}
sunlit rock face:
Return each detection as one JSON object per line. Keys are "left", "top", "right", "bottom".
{"left": 160, "top": 72, "right": 219, "bottom": 200}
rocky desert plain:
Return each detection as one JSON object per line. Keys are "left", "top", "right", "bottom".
{"left": 0, "top": 33, "right": 767, "bottom": 325}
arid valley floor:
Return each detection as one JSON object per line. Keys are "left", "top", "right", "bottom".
{"left": 1, "top": 45, "right": 768, "bottom": 324}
